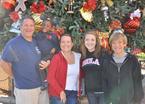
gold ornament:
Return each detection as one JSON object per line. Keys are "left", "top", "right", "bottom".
{"left": 80, "top": 7, "right": 93, "bottom": 22}
{"left": 48, "top": 0, "right": 56, "bottom": 6}
{"left": 105, "top": 0, "right": 113, "bottom": 7}
{"left": 32, "top": 13, "right": 43, "bottom": 32}
{"left": 96, "top": 30, "right": 109, "bottom": 49}
{"left": 97, "top": 31, "right": 109, "bottom": 38}
{"left": 101, "top": 0, "right": 113, "bottom": 7}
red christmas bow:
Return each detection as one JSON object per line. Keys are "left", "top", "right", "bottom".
{"left": 9, "top": 11, "right": 19, "bottom": 22}
{"left": 31, "top": 1, "right": 46, "bottom": 14}
{"left": 83, "top": 0, "right": 97, "bottom": 11}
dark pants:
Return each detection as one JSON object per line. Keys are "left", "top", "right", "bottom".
{"left": 87, "top": 92, "right": 105, "bottom": 104}
{"left": 39, "top": 69, "right": 48, "bottom": 90}
{"left": 50, "top": 90, "right": 77, "bottom": 104}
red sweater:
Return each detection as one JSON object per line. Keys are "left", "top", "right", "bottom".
{"left": 47, "top": 52, "right": 81, "bottom": 97}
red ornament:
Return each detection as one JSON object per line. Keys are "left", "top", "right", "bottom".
{"left": 52, "top": 27, "right": 64, "bottom": 39}
{"left": 109, "top": 20, "right": 122, "bottom": 31}
{"left": 83, "top": 0, "right": 97, "bottom": 11}
{"left": 9, "top": 11, "right": 19, "bottom": 22}
{"left": 123, "top": 9, "right": 141, "bottom": 34}
{"left": 2, "top": 0, "right": 16, "bottom": 10}
{"left": 31, "top": 1, "right": 46, "bottom": 14}
{"left": 123, "top": 17, "right": 140, "bottom": 33}
{"left": 131, "top": 48, "right": 142, "bottom": 55}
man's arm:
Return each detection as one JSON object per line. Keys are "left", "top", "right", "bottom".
{"left": 0, "top": 59, "right": 13, "bottom": 78}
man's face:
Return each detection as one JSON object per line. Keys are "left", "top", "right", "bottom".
{"left": 20, "top": 18, "right": 35, "bottom": 38}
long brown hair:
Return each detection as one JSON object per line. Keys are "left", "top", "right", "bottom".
{"left": 81, "top": 30, "right": 101, "bottom": 59}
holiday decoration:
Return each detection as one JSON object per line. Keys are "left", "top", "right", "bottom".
{"left": 105, "top": 0, "right": 113, "bottom": 7}
{"left": 9, "top": 11, "right": 19, "bottom": 22}
{"left": 80, "top": 0, "right": 96, "bottom": 22}
{"left": 31, "top": 0, "right": 46, "bottom": 14}
{"left": 128, "top": 0, "right": 137, "bottom": 7}
{"left": 67, "top": 0, "right": 74, "bottom": 14}
{"left": 131, "top": 48, "right": 142, "bottom": 55}
{"left": 136, "top": 52, "right": 145, "bottom": 60}
{"left": 9, "top": 20, "right": 21, "bottom": 34}
{"left": 80, "top": 8, "right": 93, "bottom": 22}
{"left": 109, "top": 20, "right": 122, "bottom": 31}
{"left": 100, "top": 0, "right": 113, "bottom": 21}
{"left": 15, "top": 0, "right": 27, "bottom": 11}
{"left": 101, "top": 37, "right": 109, "bottom": 49}
{"left": 2, "top": 0, "right": 16, "bottom": 10}
{"left": 48, "top": 0, "right": 56, "bottom": 6}
{"left": 53, "top": 27, "right": 65, "bottom": 39}
{"left": 97, "top": 31, "right": 109, "bottom": 49}
{"left": 123, "top": 8, "right": 142, "bottom": 33}
{"left": 109, "top": 20, "right": 124, "bottom": 35}
{"left": 101, "top": 0, "right": 113, "bottom": 7}
{"left": 83, "top": 0, "right": 97, "bottom": 11}
{"left": 32, "top": 13, "right": 43, "bottom": 32}
{"left": 101, "top": 5, "right": 109, "bottom": 21}
{"left": 9, "top": 11, "right": 22, "bottom": 34}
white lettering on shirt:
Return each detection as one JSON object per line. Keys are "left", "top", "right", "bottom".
{"left": 82, "top": 58, "right": 100, "bottom": 66}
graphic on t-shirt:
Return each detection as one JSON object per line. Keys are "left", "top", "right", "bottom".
{"left": 82, "top": 58, "right": 100, "bottom": 67}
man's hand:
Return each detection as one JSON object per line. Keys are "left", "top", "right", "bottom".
{"left": 39, "top": 60, "right": 50, "bottom": 70}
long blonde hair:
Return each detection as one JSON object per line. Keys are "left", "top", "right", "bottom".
{"left": 81, "top": 30, "right": 101, "bottom": 59}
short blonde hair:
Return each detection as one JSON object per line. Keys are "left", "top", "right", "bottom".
{"left": 109, "top": 32, "right": 127, "bottom": 45}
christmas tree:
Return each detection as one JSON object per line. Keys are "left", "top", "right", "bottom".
{"left": 0, "top": 0, "right": 145, "bottom": 53}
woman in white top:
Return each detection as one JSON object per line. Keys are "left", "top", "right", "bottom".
{"left": 48, "top": 34, "right": 81, "bottom": 104}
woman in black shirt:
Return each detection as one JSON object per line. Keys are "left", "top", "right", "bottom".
{"left": 80, "top": 30, "right": 105, "bottom": 104}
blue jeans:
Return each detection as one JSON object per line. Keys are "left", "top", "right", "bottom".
{"left": 65, "top": 90, "right": 77, "bottom": 104}
{"left": 50, "top": 90, "right": 77, "bottom": 104}
{"left": 87, "top": 92, "right": 105, "bottom": 104}
{"left": 50, "top": 96, "right": 63, "bottom": 104}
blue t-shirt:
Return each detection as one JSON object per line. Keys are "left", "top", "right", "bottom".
{"left": 1, "top": 35, "right": 42, "bottom": 89}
